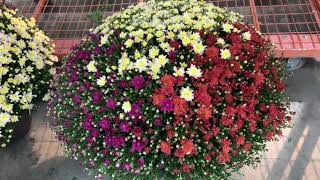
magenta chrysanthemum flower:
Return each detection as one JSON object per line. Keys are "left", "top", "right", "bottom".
{"left": 120, "top": 121, "right": 130, "bottom": 133}
{"left": 82, "top": 119, "right": 92, "bottom": 130}
{"left": 119, "top": 80, "right": 127, "bottom": 88}
{"left": 106, "top": 98, "right": 116, "bottom": 109}
{"left": 76, "top": 50, "right": 90, "bottom": 60}
{"left": 70, "top": 71, "right": 78, "bottom": 82}
{"left": 132, "top": 126, "right": 142, "bottom": 137}
{"left": 72, "top": 93, "right": 81, "bottom": 103}
{"left": 99, "top": 117, "right": 110, "bottom": 130}
{"left": 131, "top": 140, "right": 145, "bottom": 152}
{"left": 160, "top": 98, "right": 174, "bottom": 112}
{"left": 122, "top": 162, "right": 132, "bottom": 171}
{"left": 128, "top": 103, "right": 142, "bottom": 117}
{"left": 105, "top": 135, "right": 125, "bottom": 148}
{"left": 137, "top": 158, "right": 144, "bottom": 168}
{"left": 92, "top": 90, "right": 103, "bottom": 103}
{"left": 154, "top": 117, "right": 163, "bottom": 126}
{"left": 131, "top": 75, "right": 145, "bottom": 90}
{"left": 103, "top": 159, "right": 111, "bottom": 166}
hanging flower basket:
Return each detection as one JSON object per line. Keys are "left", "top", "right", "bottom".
{"left": 48, "top": 0, "right": 292, "bottom": 179}
{"left": 0, "top": 2, "right": 57, "bottom": 148}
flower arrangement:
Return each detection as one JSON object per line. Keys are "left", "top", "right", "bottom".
{"left": 48, "top": 0, "right": 292, "bottom": 179}
{"left": 0, "top": 3, "right": 58, "bottom": 147}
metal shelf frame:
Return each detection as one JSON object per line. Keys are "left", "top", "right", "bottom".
{"left": 6, "top": 0, "right": 320, "bottom": 59}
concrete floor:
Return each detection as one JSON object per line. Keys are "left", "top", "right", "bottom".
{"left": 0, "top": 60, "right": 320, "bottom": 180}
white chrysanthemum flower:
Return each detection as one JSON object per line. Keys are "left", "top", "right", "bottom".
{"left": 0, "top": 112, "right": 11, "bottom": 127}
{"left": 97, "top": 75, "right": 107, "bottom": 87}
{"left": 9, "top": 92, "right": 20, "bottom": 102}
{"left": 87, "top": 61, "right": 97, "bottom": 72}
{"left": 242, "top": 32, "right": 251, "bottom": 41}
{"left": 42, "top": 93, "right": 51, "bottom": 101}
{"left": 149, "top": 47, "right": 159, "bottom": 59}
{"left": 217, "top": 38, "right": 225, "bottom": 45}
{"left": 193, "top": 42, "right": 205, "bottom": 54}
{"left": 124, "top": 39, "right": 134, "bottom": 48}
{"left": 222, "top": 23, "right": 233, "bottom": 33}
{"left": 220, "top": 49, "right": 231, "bottom": 60}
{"left": 156, "top": 55, "right": 168, "bottom": 66}
{"left": 180, "top": 87, "right": 194, "bottom": 101}
{"left": 0, "top": 67, "right": 8, "bottom": 76}
{"left": 122, "top": 101, "right": 132, "bottom": 113}
{"left": 187, "top": 65, "right": 202, "bottom": 78}
{"left": 100, "top": 35, "right": 108, "bottom": 46}
{"left": 135, "top": 58, "right": 149, "bottom": 72}
{"left": 2, "top": 103, "right": 13, "bottom": 112}
{"left": 49, "top": 68, "right": 56, "bottom": 75}
{"left": 10, "top": 115, "right": 18, "bottom": 123}
{"left": 173, "top": 66, "right": 185, "bottom": 77}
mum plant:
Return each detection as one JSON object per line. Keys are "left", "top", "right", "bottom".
{"left": 0, "top": 3, "right": 58, "bottom": 147}
{"left": 48, "top": 0, "right": 292, "bottom": 179}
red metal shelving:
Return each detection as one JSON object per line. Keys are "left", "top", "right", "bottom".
{"left": 6, "top": 0, "right": 320, "bottom": 59}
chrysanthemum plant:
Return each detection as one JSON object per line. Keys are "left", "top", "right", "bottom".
{"left": 48, "top": 0, "right": 292, "bottom": 179}
{"left": 0, "top": 2, "right": 58, "bottom": 147}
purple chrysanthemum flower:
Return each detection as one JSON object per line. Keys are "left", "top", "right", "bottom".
{"left": 168, "top": 51, "right": 177, "bottom": 61}
{"left": 106, "top": 47, "right": 113, "bottom": 55}
{"left": 90, "top": 128, "right": 99, "bottom": 137}
{"left": 105, "top": 98, "right": 116, "bottom": 109}
{"left": 107, "top": 136, "right": 125, "bottom": 148}
{"left": 76, "top": 50, "right": 90, "bottom": 60}
{"left": 131, "top": 139, "right": 145, "bottom": 152}
{"left": 92, "top": 90, "right": 103, "bottom": 104}
{"left": 70, "top": 71, "right": 78, "bottom": 82}
{"left": 72, "top": 93, "right": 81, "bottom": 103}
{"left": 95, "top": 70, "right": 102, "bottom": 78}
{"left": 103, "top": 159, "right": 111, "bottom": 166}
{"left": 82, "top": 119, "right": 92, "bottom": 130}
{"left": 160, "top": 98, "right": 174, "bottom": 112}
{"left": 97, "top": 107, "right": 106, "bottom": 113}
{"left": 99, "top": 118, "right": 110, "bottom": 130}
{"left": 113, "top": 116, "right": 120, "bottom": 124}
{"left": 120, "top": 121, "right": 131, "bottom": 133}
{"left": 130, "top": 75, "right": 145, "bottom": 90}
{"left": 79, "top": 85, "right": 85, "bottom": 92}
{"left": 128, "top": 103, "right": 142, "bottom": 117}
{"left": 154, "top": 117, "right": 163, "bottom": 126}
{"left": 122, "top": 162, "right": 132, "bottom": 171}
{"left": 94, "top": 46, "right": 101, "bottom": 55}
{"left": 137, "top": 158, "right": 144, "bottom": 168}
{"left": 84, "top": 81, "right": 92, "bottom": 89}
{"left": 132, "top": 126, "right": 142, "bottom": 137}
{"left": 81, "top": 107, "right": 89, "bottom": 114}
{"left": 86, "top": 113, "right": 93, "bottom": 120}
{"left": 112, "top": 89, "right": 120, "bottom": 95}
{"left": 119, "top": 80, "right": 127, "bottom": 88}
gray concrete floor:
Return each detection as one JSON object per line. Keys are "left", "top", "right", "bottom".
{"left": 0, "top": 60, "right": 320, "bottom": 180}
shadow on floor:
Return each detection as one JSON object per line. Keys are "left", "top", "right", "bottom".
{"left": 265, "top": 102, "right": 320, "bottom": 180}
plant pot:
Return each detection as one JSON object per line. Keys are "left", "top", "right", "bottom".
{"left": 8, "top": 110, "right": 32, "bottom": 144}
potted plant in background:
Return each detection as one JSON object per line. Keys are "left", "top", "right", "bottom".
{"left": 48, "top": 0, "right": 292, "bottom": 179}
{"left": 0, "top": 2, "right": 58, "bottom": 148}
